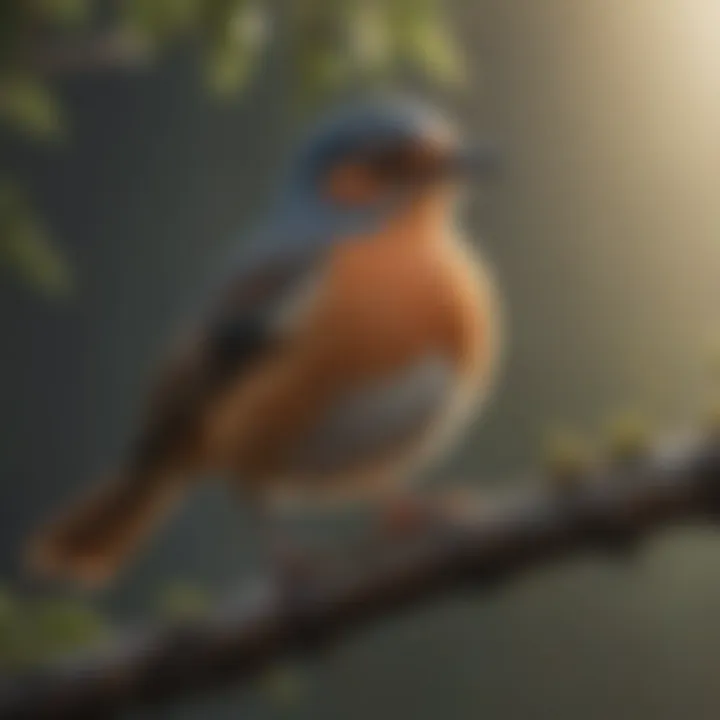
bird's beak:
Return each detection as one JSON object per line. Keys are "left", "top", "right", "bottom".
{"left": 443, "top": 144, "right": 500, "bottom": 181}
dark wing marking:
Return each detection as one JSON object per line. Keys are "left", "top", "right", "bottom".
{"left": 127, "top": 249, "right": 322, "bottom": 475}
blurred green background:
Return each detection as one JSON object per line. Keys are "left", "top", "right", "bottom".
{"left": 3, "top": 0, "right": 720, "bottom": 718}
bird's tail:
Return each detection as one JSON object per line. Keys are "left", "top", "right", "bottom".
{"left": 26, "top": 468, "right": 186, "bottom": 588}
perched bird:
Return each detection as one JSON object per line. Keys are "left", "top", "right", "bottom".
{"left": 27, "top": 97, "right": 502, "bottom": 587}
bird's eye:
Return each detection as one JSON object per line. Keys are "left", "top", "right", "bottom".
{"left": 368, "top": 144, "right": 432, "bottom": 182}
{"left": 325, "top": 161, "right": 383, "bottom": 205}
{"left": 323, "top": 144, "right": 444, "bottom": 205}
{"left": 369, "top": 148, "right": 412, "bottom": 179}
{"left": 367, "top": 144, "right": 443, "bottom": 183}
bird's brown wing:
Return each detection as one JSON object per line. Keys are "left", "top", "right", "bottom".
{"left": 126, "top": 250, "right": 322, "bottom": 476}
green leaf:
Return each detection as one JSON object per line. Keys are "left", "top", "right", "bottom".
{"left": 294, "top": 44, "right": 352, "bottom": 109}
{"left": 404, "top": 21, "right": 466, "bottom": 86}
{"left": 542, "top": 426, "right": 594, "bottom": 486}
{"left": 0, "top": 596, "right": 107, "bottom": 670}
{"left": 27, "top": 598, "right": 108, "bottom": 657}
{"left": 389, "top": 0, "right": 466, "bottom": 86}
{"left": 203, "top": 1, "right": 269, "bottom": 97}
{"left": 286, "top": 3, "right": 352, "bottom": 110}
{"left": 0, "top": 181, "right": 73, "bottom": 297}
{"left": 604, "top": 409, "right": 653, "bottom": 462}
{"left": 123, "top": 0, "right": 201, "bottom": 43}
{"left": 0, "top": 586, "right": 21, "bottom": 668}
{"left": 156, "top": 582, "right": 210, "bottom": 620}
{"left": 344, "top": 1, "right": 394, "bottom": 78}
{"left": 0, "top": 586, "right": 14, "bottom": 622}
{"left": 0, "top": 617, "right": 40, "bottom": 671}
{"left": 257, "top": 664, "right": 308, "bottom": 710}
{"left": 0, "top": 76, "right": 65, "bottom": 142}
{"left": 3, "top": 228, "right": 73, "bottom": 297}
{"left": 204, "top": 41, "right": 253, "bottom": 97}
{"left": 34, "top": 0, "right": 92, "bottom": 28}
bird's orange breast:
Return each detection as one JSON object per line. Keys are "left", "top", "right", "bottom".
{"left": 203, "top": 212, "right": 500, "bottom": 483}
{"left": 305, "top": 222, "right": 494, "bottom": 380}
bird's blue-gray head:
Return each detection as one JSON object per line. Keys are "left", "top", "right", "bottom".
{"left": 269, "top": 97, "right": 497, "bottom": 245}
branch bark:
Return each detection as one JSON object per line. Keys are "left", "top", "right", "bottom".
{"left": 2, "top": 432, "right": 720, "bottom": 719}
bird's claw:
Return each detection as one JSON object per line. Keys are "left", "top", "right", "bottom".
{"left": 376, "top": 488, "right": 484, "bottom": 541}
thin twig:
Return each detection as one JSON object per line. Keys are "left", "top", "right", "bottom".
{"left": 1, "top": 432, "right": 720, "bottom": 719}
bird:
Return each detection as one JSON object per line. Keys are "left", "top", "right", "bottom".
{"left": 27, "top": 96, "right": 503, "bottom": 587}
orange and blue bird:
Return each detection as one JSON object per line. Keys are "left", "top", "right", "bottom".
{"left": 28, "top": 97, "right": 502, "bottom": 586}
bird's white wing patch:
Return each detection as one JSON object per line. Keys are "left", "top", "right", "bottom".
{"left": 285, "top": 355, "right": 455, "bottom": 479}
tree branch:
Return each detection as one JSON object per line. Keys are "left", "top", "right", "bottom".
{"left": 2, "top": 432, "right": 720, "bottom": 719}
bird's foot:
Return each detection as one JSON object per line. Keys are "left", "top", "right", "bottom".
{"left": 267, "top": 539, "right": 345, "bottom": 650}
{"left": 269, "top": 540, "right": 323, "bottom": 594}
{"left": 376, "top": 488, "right": 484, "bottom": 542}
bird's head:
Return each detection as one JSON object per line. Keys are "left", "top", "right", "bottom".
{"left": 276, "top": 97, "right": 497, "bottom": 239}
